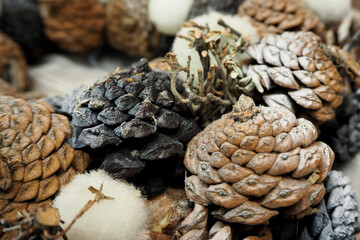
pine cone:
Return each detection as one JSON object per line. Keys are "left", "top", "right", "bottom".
{"left": 245, "top": 31, "right": 345, "bottom": 123}
{"left": 0, "top": 32, "right": 30, "bottom": 91}
{"left": 0, "top": 205, "right": 62, "bottom": 240}
{"left": 0, "top": 96, "right": 90, "bottom": 223}
{"left": 175, "top": 203, "right": 273, "bottom": 239}
{"left": 237, "top": 0, "right": 325, "bottom": 37}
{"left": 106, "top": 0, "right": 161, "bottom": 58}
{"left": 184, "top": 95, "right": 334, "bottom": 225}
{"left": 272, "top": 170, "right": 360, "bottom": 240}
{"left": 318, "top": 89, "right": 360, "bottom": 162}
{"left": 0, "top": 79, "right": 24, "bottom": 98}
{"left": 0, "top": 0, "right": 52, "bottom": 62}
{"left": 39, "top": 0, "right": 105, "bottom": 53}
{"left": 50, "top": 59, "right": 199, "bottom": 195}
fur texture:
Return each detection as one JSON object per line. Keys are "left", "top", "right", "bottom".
{"left": 53, "top": 170, "right": 149, "bottom": 240}
{"left": 304, "top": 0, "right": 352, "bottom": 23}
{"left": 149, "top": 0, "right": 194, "bottom": 35}
{"left": 172, "top": 11, "right": 259, "bottom": 83}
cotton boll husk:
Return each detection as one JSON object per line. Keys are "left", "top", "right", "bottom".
{"left": 53, "top": 170, "right": 149, "bottom": 240}
{"left": 172, "top": 11, "right": 259, "bottom": 84}
{"left": 304, "top": 0, "right": 352, "bottom": 23}
{"left": 149, "top": 0, "right": 194, "bottom": 35}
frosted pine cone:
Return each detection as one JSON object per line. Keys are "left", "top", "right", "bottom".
{"left": 0, "top": 32, "right": 30, "bottom": 91}
{"left": 184, "top": 95, "right": 334, "bottom": 225}
{"left": 39, "top": 0, "right": 105, "bottom": 53}
{"left": 237, "top": 0, "right": 325, "bottom": 37}
{"left": 50, "top": 59, "right": 199, "bottom": 195}
{"left": 106, "top": 0, "right": 161, "bottom": 58}
{"left": 245, "top": 31, "right": 345, "bottom": 123}
{"left": 0, "top": 96, "right": 90, "bottom": 223}
{"left": 272, "top": 170, "right": 360, "bottom": 240}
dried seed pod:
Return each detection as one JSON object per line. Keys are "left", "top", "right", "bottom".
{"left": 39, "top": 0, "right": 105, "bottom": 53}
{"left": 238, "top": 0, "right": 325, "bottom": 37}
{"left": 48, "top": 59, "right": 199, "bottom": 196}
{"left": 106, "top": 0, "right": 161, "bottom": 58}
{"left": 0, "top": 96, "right": 90, "bottom": 223}
{"left": 0, "top": 33, "right": 30, "bottom": 91}
{"left": 245, "top": 31, "right": 345, "bottom": 123}
{"left": 184, "top": 95, "right": 334, "bottom": 225}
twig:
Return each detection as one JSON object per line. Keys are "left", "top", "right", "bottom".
{"left": 217, "top": 18, "right": 242, "bottom": 37}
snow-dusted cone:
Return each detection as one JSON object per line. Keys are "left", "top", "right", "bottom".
{"left": 106, "top": 0, "right": 161, "bottom": 58}
{"left": 0, "top": 96, "right": 90, "bottom": 223}
{"left": 39, "top": 0, "right": 105, "bottom": 53}
{"left": 237, "top": 0, "right": 325, "bottom": 37}
{"left": 184, "top": 95, "right": 334, "bottom": 225}
{"left": 245, "top": 31, "right": 345, "bottom": 123}
{"left": 0, "top": 32, "right": 30, "bottom": 91}
{"left": 272, "top": 170, "right": 360, "bottom": 240}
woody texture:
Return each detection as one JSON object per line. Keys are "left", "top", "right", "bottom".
{"left": 184, "top": 95, "right": 335, "bottom": 225}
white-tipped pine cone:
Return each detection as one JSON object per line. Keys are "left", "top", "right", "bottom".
{"left": 184, "top": 95, "right": 335, "bottom": 225}
{"left": 237, "top": 0, "right": 325, "bottom": 37}
{"left": 106, "top": 0, "right": 160, "bottom": 58}
{"left": 39, "top": 0, "right": 105, "bottom": 53}
{"left": 245, "top": 31, "right": 345, "bottom": 123}
{"left": 0, "top": 96, "right": 90, "bottom": 224}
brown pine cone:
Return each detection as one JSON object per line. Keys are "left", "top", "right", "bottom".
{"left": 0, "top": 96, "right": 90, "bottom": 224}
{"left": 184, "top": 95, "right": 334, "bottom": 225}
{"left": 39, "top": 0, "right": 105, "bottom": 53}
{"left": 0, "top": 32, "right": 29, "bottom": 91}
{"left": 237, "top": 0, "right": 325, "bottom": 37}
{"left": 106, "top": 0, "right": 160, "bottom": 58}
{"left": 0, "top": 78, "right": 24, "bottom": 98}
{"left": 244, "top": 31, "right": 345, "bottom": 123}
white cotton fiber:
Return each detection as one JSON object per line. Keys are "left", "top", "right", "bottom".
{"left": 148, "top": 0, "right": 194, "bottom": 35}
{"left": 172, "top": 11, "right": 260, "bottom": 83}
{"left": 53, "top": 170, "right": 149, "bottom": 240}
{"left": 304, "top": 0, "right": 352, "bottom": 23}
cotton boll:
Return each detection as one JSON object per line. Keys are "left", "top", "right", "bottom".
{"left": 149, "top": 0, "right": 194, "bottom": 35}
{"left": 53, "top": 170, "right": 149, "bottom": 240}
{"left": 172, "top": 11, "right": 259, "bottom": 83}
{"left": 304, "top": 0, "right": 352, "bottom": 23}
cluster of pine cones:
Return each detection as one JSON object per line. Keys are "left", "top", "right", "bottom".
{"left": 1, "top": 0, "right": 360, "bottom": 239}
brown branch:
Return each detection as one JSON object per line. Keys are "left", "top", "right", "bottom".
{"left": 217, "top": 18, "right": 242, "bottom": 37}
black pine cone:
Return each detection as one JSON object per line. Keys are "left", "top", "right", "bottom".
{"left": 320, "top": 90, "right": 360, "bottom": 162}
{"left": 272, "top": 170, "right": 360, "bottom": 240}
{"left": 47, "top": 59, "right": 200, "bottom": 195}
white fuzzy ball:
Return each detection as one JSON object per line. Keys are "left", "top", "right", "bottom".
{"left": 53, "top": 170, "right": 149, "bottom": 240}
{"left": 304, "top": 0, "right": 352, "bottom": 23}
{"left": 149, "top": 0, "right": 194, "bottom": 35}
{"left": 172, "top": 11, "right": 259, "bottom": 83}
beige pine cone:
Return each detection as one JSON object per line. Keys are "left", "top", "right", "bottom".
{"left": 0, "top": 33, "right": 30, "bottom": 91}
{"left": 106, "top": 0, "right": 160, "bottom": 58}
{"left": 0, "top": 78, "right": 24, "bottom": 99}
{"left": 245, "top": 31, "right": 345, "bottom": 123}
{"left": 39, "top": 0, "right": 106, "bottom": 53}
{"left": 184, "top": 95, "right": 334, "bottom": 225}
{"left": 237, "top": 0, "right": 325, "bottom": 37}
{"left": 0, "top": 96, "right": 91, "bottom": 223}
